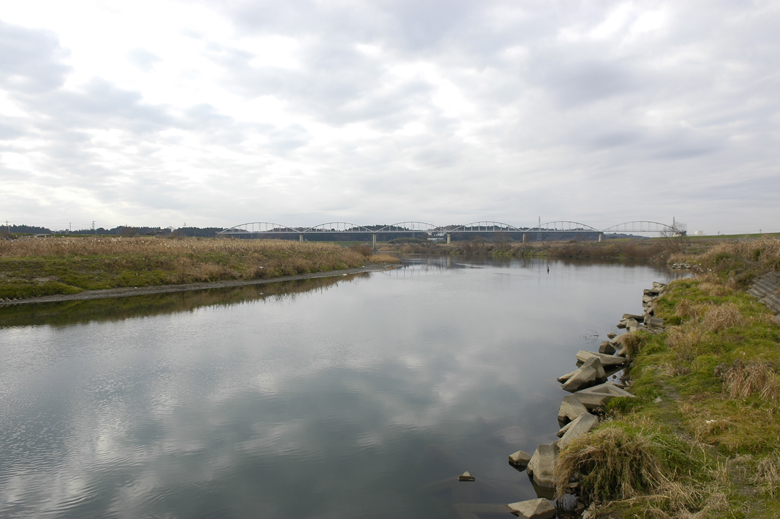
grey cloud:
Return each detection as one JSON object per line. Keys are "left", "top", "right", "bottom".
{"left": 126, "top": 48, "right": 161, "bottom": 71}
{"left": 530, "top": 58, "right": 640, "bottom": 108}
{"left": 265, "top": 124, "right": 310, "bottom": 152}
{"left": 206, "top": 40, "right": 435, "bottom": 129}
{"left": 45, "top": 79, "right": 175, "bottom": 131}
{"left": 0, "top": 117, "right": 26, "bottom": 140}
{"left": 0, "top": 20, "right": 70, "bottom": 93}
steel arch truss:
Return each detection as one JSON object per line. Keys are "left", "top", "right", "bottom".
{"left": 217, "top": 222, "right": 304, "bottom": 235}
{"left": 601, "top": 221, "right": 677, "bottom": 234}
{"left": 536, "top": 221, "right": 600, "bottom": 232}
{"left": 376, "top": 222, "right": 441, "bottom": 233}
{"left": 217, "top": 220, "right": 681, "bottom": 237}
{"left": 452, "top": 221, "right": 523, "bottom": 232}
{"left": 304, "top": 222, "right": 372, "bottom": 233}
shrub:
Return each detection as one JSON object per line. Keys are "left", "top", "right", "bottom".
{"left": 350, "top": 244, "right": 373, "bottom": 258}
{"left": 701, "top": 303, "right": 746, "bottom": 332}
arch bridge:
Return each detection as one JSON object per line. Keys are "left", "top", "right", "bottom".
{"left": 217, "top": 220, "right": 683, "bottom": 246}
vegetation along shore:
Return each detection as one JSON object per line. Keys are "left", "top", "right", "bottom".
{"left": 505, "top": 236, "right": 780, "bottom": 518}
{"left": 0, "top": 237, "right": 399, "bottom": 301}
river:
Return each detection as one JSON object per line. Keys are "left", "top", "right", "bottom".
{"left": 0, "top": 257, "right": 681, "bottom": 518}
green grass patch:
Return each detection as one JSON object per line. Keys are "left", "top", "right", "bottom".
{"left": 558, "top": 241, "right": 780, "bottom": 517}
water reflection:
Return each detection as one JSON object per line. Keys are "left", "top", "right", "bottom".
{"left": 0, "top": 258, "right": 680, "bottom": 518}
{"left": 0, "top": 274, "right": 369, "bottom": 329}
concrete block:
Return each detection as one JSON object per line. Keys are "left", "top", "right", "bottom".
{"left": 458, "top": 471, "right": 475, "bottom": 481}
{"left": 509, "top": 450, "right": 532, "bottom": 469}
{"left": 599, "top": 341, "right": 616, "bottom": 354}
{"left": 558, "top": 394, "right": 588, "bottom": 427}
{"left": 574, "top": 382, "right": 636, "bottom": 410}
{"left": 526, "top": 444, "right": 557, "bottom": 489}
{"left": 575, "top": 350, "right": 628, "bottom": 367}
{"left": 508, "top": 498, "right": 556, "bottom": 518}
{"left": 556, "top": 413, "right": 599, "bottom": 450}
{"left": 562, "top": 357, "right": 606, "bottom": 392}
{"left": 557, "top": 369, "right": 578, "bottom": 384}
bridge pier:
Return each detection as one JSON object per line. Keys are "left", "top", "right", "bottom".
{"left": 598, "top": 232, "right": 603, "bottom": 243}
{"left": 446, "top": 233, "right": 451, "bottom": 244}
{"left": 299, "top": 234, "right": 303, "bottom": 242}
{"left": 522, "top": 233, "right": 526, "bottom": 243}
{"left": 372, "top": 233, "right": 377, "bottom": 250}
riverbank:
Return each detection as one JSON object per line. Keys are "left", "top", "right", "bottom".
{"left": 380, "top": 234, "right": 778, "bottom": 262}
{"left": 0, "top": 264, "right": 396, "bottom": 306}
{"left": 380, "top": 237, "right": 682, "bottom": 261}
{"left": 0, "top": 237, "right": 399, "bottom": 301}
{"left": 546, "top": 237, "right": 780, "bottom": 518}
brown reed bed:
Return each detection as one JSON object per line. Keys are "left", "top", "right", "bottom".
{"left": 0, "top": 236, "right": 396, "bottom": 299}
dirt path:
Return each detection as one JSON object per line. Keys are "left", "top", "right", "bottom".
{"left": 1, "top": 264, "right": 399, "bottom": 306}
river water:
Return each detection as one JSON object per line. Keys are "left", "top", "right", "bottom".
{"left": 0, "top": 257, "right": 680, "bottom": 519}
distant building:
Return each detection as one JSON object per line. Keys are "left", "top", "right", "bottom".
{"left": 694, "top": 231, "right": 704, "bottom": 236}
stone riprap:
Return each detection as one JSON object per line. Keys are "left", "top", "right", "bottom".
{"left": 558, "top": 394, "right": 589, "bottom": 427}
{"left": 506, "top": 281, "right": 666, "bottom": 517}
{"left": 574, "top": 382, "right": 636, "bottom": 410}
{"left": 508, "top": 498, "right": 556, "bottom": 518}
{"left": 575, "top": 350, "right": 628, "bottom": 368}
{"left": 458, "top": 471, "right": 475, "bottom": 482}
{"left": 509, "top": 450, "right": 532, "bottom": 469}
{"left": 526, "top": 444, "right": 558, "bottom": 488}
{"left": 598, "top": 340, "right": 617, "bottom": 354}
{"left": 556, "top": 413, "right": 599, "bottom": 450}
{"left": 561, "top": 357, "right": 607, "bottom": 392}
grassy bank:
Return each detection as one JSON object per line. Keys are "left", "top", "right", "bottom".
{"left": 380, "top": 238, "right": 675, "bottom": 260}
{"left": 0, "top": 237, "right": 398, "bottom": 300}
{"left": 556, "top": 237, "right": 780, "bottom": 518}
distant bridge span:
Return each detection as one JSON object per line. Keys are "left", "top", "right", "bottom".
{"left": 217, "top": 219, "right": 683, "bottom": 244}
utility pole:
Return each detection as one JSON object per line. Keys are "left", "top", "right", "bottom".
{"left": 92, "top": 221, "right": 96, "bottom": 235}
{"left": 536, "top": 216, "right": 542, "bottom": 242}
{"left": 69, "top": 222, "right": 72, "bottom": 233}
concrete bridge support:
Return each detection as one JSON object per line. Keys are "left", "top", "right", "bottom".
{"left": 598, "top": 232, "right": 603, "bottom": 243}
{"left": 299, "top": 234, "right": 303, "bottom": 242}
{"left": 522, "top": 233, "right": 526, "bottom": 243}
{"left": 446, "top": 233, "right": 451, "bottom": 244}
{"left": 372, "top": 233, "right": 377, "bottom": 250}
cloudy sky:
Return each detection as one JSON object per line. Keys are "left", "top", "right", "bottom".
{"left": 1, "top": 1, "right": 778, "bottom": 233}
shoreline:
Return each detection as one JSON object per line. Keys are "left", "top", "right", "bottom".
{"left": 0, "top": 264, "right": 399, "bottom": 306}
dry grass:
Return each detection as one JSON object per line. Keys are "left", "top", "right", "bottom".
{"left": 701, "top": 303, "right": 747, "bottom": 332}
{"left": 0, "top": 236, "right": 359, "bottom": 259}
{"left": 675, "top": 299, "right": 701, "bottom": 320}
{"left": 721, "top": 360, "right": 780, "bottom": 406}
{"left": 614, "top": 332, "right": 645, "bottom": 358}
{"left": 368, "top": 253, "right": 401, "bottom": 264}
{"left": 0, "top": 237, "right": 386, "bottom": 298}
{"left": 754, "top": 455, "right": 780, "bottom": 497}
{"left": 691, "top": 237, "right": 780, "bottom": 286}
{"left": 557, "top": 424, "right": 729, "bottom": 518}
{"left": 665, "top": 325, "right": 704, "bottom": 363}
{"left": 697, "top": 282, "right": 731, "bottom": 297}
{"left": 555, "top": 427, "right": 664, "bottom": 501}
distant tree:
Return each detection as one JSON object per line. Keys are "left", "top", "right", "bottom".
{"left": 120, "top": 226, "right": 139, "bottom": 237}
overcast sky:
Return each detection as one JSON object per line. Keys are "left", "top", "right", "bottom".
{"left": 1, "top": 1, "right": 778, "bottom": 233}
